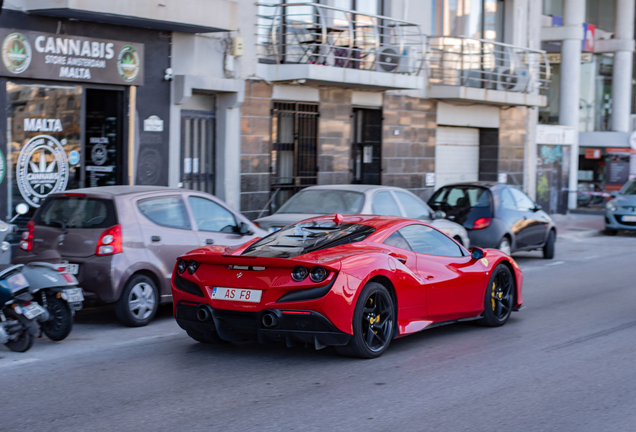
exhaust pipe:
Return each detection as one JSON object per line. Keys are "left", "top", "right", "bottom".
{"left": 261, "top": 312, "right": 279, "bottom": 328}
{"left": 197, "top": 305, "right": 213, "bottom": 322}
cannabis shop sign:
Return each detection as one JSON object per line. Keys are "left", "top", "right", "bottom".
{"left": 0, "top": 29, "right": 144, "bottom": 85}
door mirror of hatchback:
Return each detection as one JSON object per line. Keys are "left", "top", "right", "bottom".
{"left": 432, "top": 210, "right": 446, "bottom": 220}
{"left": 470, "top": 247, "right": 484, "bottom": 260}
{"left": 532, "top": 204, "right": 542, "bottom": 212}
{"left": 239, "top": 222, "right": 252, "bottom": 236}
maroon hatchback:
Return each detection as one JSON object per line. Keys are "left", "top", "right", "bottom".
{"left": 13, "top": 186, "right": 265, "bottom": 326}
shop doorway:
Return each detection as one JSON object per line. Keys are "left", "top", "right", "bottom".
{"left": 352, "top": 108, "right": 382, "bottom": 185}
{"left": 85, "top": 89, "right": 125, "bottom": 187}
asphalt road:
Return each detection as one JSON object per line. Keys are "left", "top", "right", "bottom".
{"left": 2, "top": 232, "right": 635, "bottom": 431}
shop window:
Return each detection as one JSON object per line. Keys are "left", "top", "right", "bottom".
{"left": 432, "top": 0, "right": 505, "bottom": 42}
{"left": 5, "top": 82, "right": 82, "bottom": 221}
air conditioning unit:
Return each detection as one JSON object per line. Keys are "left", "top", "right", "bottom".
{"left": 460, "top": 69, "right": 497, "bottom": 89}
{"left": 375, "top": 46, "right": 401, "bottom": 72}
{"left": 496, "top": 66, "right": 531, "bottom": 92}
{"left": 396, "top": 46, "right": 417, "bottom": 74}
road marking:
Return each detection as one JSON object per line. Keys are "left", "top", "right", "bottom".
{"left": 545, "top": 261, "right": 565, "bottom": 267}
{"left": 114, "top": 332, "right": 179, "bottom": 346}
{"left": 582, "top": 255, "right": 600, "bottom": 260}
{"left": 0, "top": 358, "right": 39, "bottom": 368}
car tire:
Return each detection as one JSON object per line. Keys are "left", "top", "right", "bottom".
{"left": 476, "top": 264, "right": 515, "bottom": 327}
{"left": 41, "top": 295, "right": 74, "bottom": 341}
{"left": 336, "top": 282, "right": 395, "bottom": 359}
{"left": 114, "top": 274, "right": 159, "bottom": 327}
{"left": 604, "top": 228, "right": 618, "bottom": 236}
{"left": 4, "top": 309, "right": 35, "bottom": 352}
{"left": 496, "top": 236, "right": 512, "bottom": 256}
{"left": 542, "top": 230, "right": 556, "bottom": 259}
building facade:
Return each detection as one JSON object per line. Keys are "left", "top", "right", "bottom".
{"left": 10, "top": 0, "right": 631, "bottom": 223}
{"left": 540, "top": 0, "right": 636, "bottom": 210}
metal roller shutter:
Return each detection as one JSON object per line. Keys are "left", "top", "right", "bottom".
{"left": 435, "top": 127, "right": 479, "bottom": 189}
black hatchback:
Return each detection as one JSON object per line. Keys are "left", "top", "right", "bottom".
{"left": 428, "top": 182, "right": 556, "bottom": 259}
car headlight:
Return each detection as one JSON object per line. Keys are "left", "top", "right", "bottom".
{"left": 606, "top": 201, "right": 617, "bottom": 212}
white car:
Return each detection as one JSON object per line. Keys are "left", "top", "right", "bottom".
{"left": 255, "top": 185, "right": 470, "bottom": 247}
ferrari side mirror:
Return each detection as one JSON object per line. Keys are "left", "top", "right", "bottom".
{"left": 470, "top": 247, "right": 484, "bottom": 260}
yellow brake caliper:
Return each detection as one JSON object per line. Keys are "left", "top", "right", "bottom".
{"left": 491, "top": 282, "right": 496, "bottom": 311}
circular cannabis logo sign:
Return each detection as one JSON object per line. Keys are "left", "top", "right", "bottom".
{"left": 2, "top": 32, "right": 32, "bottom": 74}
{"left": 0, "top": 149, "right": 5, "bottom": 185}
{"left": 17, "top": 135, "right": 69, "bottom": 208}
{"left": 117, "top": 45, "right": 140, "bottom": 82}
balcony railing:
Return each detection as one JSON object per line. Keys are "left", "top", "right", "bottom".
{"left": 256, "top": 2, "right": 425, "bottom": 75}
{"left": 427, "top": 36, "right": 551, "bottom": 95}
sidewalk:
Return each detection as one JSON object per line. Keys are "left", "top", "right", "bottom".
{"left": 551, "top": 212, "right": 605, "bottom": 240}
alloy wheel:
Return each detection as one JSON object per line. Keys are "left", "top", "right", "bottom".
{"left": 491, "top": 268, "right": 513, "bottom": 320}
{"left": 498, "top": 238, "right": 511, "bottom": 256}
{"left": 361, "top": 290, "right": 393, "bottom": 352}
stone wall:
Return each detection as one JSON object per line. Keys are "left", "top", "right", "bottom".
{"left": 382, "top": 94, "right": 437, "bottom": 200}
{"left": 317, "top": 88, "right": 352, "bottom": 185}
{"left": 240, "top": 79, "right": 272, "bottom": 220}
{"left": 239, "top": 82, "right": 441, "bottom": 219}
{"left": 499, "top": 107, "right": 528, "bottom": 188}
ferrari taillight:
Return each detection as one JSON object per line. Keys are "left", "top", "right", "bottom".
{"left": 472, "top": 217, "right": 492, "bottom": 230}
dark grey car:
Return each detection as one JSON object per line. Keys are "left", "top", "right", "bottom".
{"left": 428, "top": 182, "right": 557, "bottom": 258}
{"left": 13, "top": 186, "right": 266, "bottom": 326}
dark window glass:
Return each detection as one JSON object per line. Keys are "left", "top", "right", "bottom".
{"left": 395, "top": 191, "right": 431, "bottom": 219}
{"left": 277, "top": 190, "right": 365, "bottom": 214}
{"left": 372, "top": 191, "right": 401, "bottom": 216}
{"left": 621, "top": 179, "right": 636, "bottom": 195}
{"left": 500, "top": 187, "right": 517, "bottom": 210}
{"left": 138, "top": 196, "right": 191, "bottom": 230}
{"left": 430, "top": 186, "right": 491, "bottom": 209}
{"left": 188, "top": 196, "right": 238, "bottom": 233}
{"left": 383, "top": 231, "right": 412, "bottom": 250}
{"left": 35, "top": 197, "right": 117, "bottom": 229}
{"left": 242, "top": 222, "right": 375, "bottom": 258}
{"left": 509, "top": 187, "right": 535, "bottom": 211}
{"left": 399, "top": 224, "right": 463, "bottom": 257}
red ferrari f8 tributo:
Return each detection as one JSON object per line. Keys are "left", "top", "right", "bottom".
{"left": 171, "top": 215, "right": 523, "bottom": 358}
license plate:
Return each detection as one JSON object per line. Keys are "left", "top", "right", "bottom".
{"left": 211, "top": 287, "right": 262, "bottom": 303}
{"left": 66, "top": 264, "right": 79, "bottom": 275}
{"left": 7, "top": 273, "right": 29, "bottom": 292}
{"left": 621, "top": 215, "right": 636, "bottom": 222}
{"left": 63, "top": 288, "right": 84, "bottom": 303}
{"left": 21, "top": 303, "right": 46, "bottom": 320}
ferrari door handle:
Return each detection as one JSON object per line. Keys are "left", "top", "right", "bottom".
{"left": 425, "top": 275, "right": 435, "bottom": 280}
{"left": 151, "top": 236, "right": 161, "bottom": 242}
{"left": 205, "top": 239, "right": 214, "bottom": 245}
{"left": 389, "top": 252, "right": 408, "bottom": 264}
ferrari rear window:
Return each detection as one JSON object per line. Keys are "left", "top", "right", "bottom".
{"left": 242, "top": 222, "right": 375, "bottom": 258}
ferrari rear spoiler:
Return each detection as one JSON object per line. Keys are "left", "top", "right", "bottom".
{"left": 181, "top": 251, "right": 342, "bottom": 273}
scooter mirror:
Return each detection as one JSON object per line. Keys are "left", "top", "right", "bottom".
{"left": 16, "top": 203, "right": 29, "bottom": 215}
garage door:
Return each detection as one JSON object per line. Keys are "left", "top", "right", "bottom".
{"left": 435, "top": 127, "right": 479, "bottom": 189}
